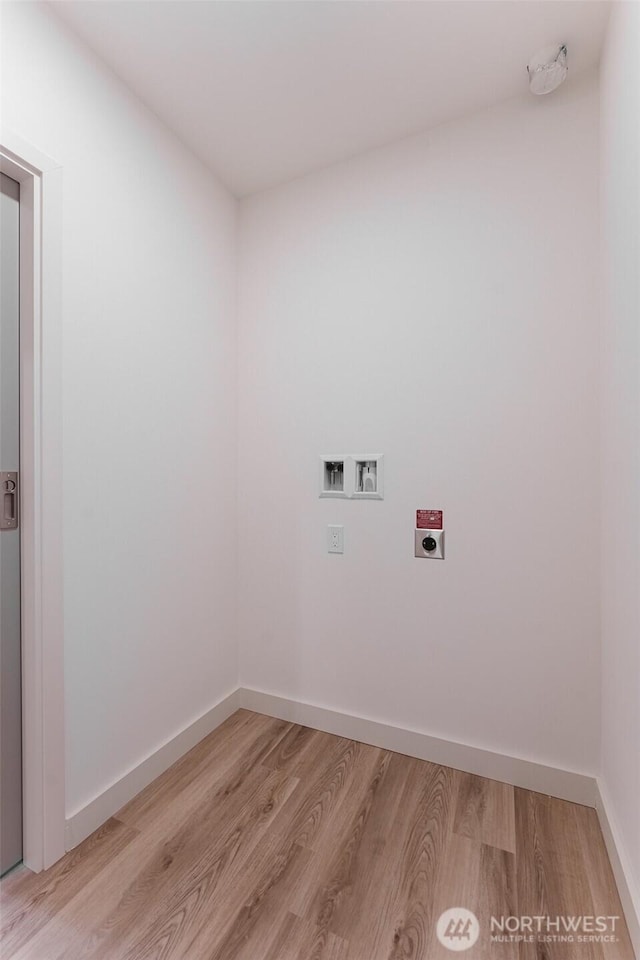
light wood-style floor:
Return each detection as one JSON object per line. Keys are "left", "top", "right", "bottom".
{"left": 1, "top": 709, "right": 634, "bottom": 960}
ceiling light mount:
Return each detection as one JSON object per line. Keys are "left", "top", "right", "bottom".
{"left": 527, "top": 44, "right": 568, "bottom": 95}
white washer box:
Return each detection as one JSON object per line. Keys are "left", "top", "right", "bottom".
{"left": 319, "top": 456, "right": 348, "bottom": 498}
{"left": 352, "top": 455, "right": 384, "bottom": 500}
{"left": 319, "top": 455, "right": 384, "bottom": 499}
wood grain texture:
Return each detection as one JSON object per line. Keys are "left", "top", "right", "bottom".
{"left": 454, "top": 771, "right": 516, "bottom": 854}
{"left": 514, "top": 789, "right": 634, "bottom": 960}
{"left": 1, "top": 710, "right": 634, "bottom": 960}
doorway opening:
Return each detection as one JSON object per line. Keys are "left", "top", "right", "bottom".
{"left": 0, "top": 139, "right": 65, "bottom": 873}
{"left": 0, "top": 171, "right": 23, "bottom": 875}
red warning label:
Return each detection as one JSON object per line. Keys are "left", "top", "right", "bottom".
{"left": 416, "top": 509, "right": 443, "bottom": 530}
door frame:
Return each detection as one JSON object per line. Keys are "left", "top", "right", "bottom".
{"left": 0, "top": 133, "right": 65, "bottom": 872}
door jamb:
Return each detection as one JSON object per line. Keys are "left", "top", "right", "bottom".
{"left": 0, "top": 133, "right": 65, "bottom": 872}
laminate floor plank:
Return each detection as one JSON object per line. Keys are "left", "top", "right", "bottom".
{"left": 295, "top": 748, "right": 392, "bottom": 928}
{"left": 264, "top": 912, "right": 349, "bottom": 960}
{"left": 0, "top": 817, "right": 139, "bottom": 959}
{"left": 7, "top": 745, "right": 281, "bottom": 960}
{"left": 1, "top": 711, "right": 633, "bottom": 960}
{"left": 70, "top": 766, "right": 299, "bottom": 960}
{"left": 117, "top": 711, "right": 290, "bottom": 832}
{"left": 333, "top": 756, "right": 451, "bottom": 960}
{"left": 269, "top": 736, "right": 369, "bottom": 853}
{"left": 476, "top": 841, "right": 518, "bottom": 957}
{"left": 453, "top": 771, "right": 517, "bottom": 853}
{"left": 515, "top": 789, "right": 634, "bottom": 960}
{"left": 119, "top": 798, "right": 305, "bottom": 960}
{"left": 421, "top": 826, "right": 518, "bottom": 960}
{"left": 201, "top": 834, "right": 313, "bottom": 960}
{"left": 324, "top": 751, "right": 424, "bottom": 948}
{"left": 383, "top": 763, "right": 458, "bottom": 960}
{"left": 109, "top": 730, "right": 335, "bottom": 960}
{"left": 515, "top": 788, "right": 599, "bottom": 960}
{"left": 288, "top": 745, "right": 391, "bottom": 919}
{"left": 573, "top": 804, "right": 634, "bottom": 960}
{"left": 260, "top": 723, "right": 318, "bottom": 773}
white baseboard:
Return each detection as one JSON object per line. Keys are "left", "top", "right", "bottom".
{"left": 64, "top": 688, "right": 241, "bottom": 851}
{"left": 595, "top": 780, "right": 640, "bottom": 958}
{"left": 64, "top": 685, "right": 597, "bottom": 847}
{"left": 239, "top": 687, "right": 597, "bottom": 807}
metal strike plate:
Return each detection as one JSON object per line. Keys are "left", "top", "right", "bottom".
{"left": 1, "top": 472, "right": 18, "bottom": 530}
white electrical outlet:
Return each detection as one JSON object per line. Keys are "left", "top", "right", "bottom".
{"left": 327, "top": 525, "right": 344, "bottom": 554}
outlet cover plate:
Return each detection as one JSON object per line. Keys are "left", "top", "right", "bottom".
{"left": 414, "top": 528, "right": 445, "bottom": 559}
{"left": 328, "top": 525, "right": 344, "bottom": 554}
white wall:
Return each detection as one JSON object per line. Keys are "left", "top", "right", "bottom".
{"left": 238, "top": 73, "right": 601, "bottom": 775}
{"left": 1, "top": 2, "right": 238, "bottom": 818}
{"left": 0, "top": 0, "right": 615, "bottom": 844}
{"left": 600, "top": 0, "right": 640, "bottom": 920}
